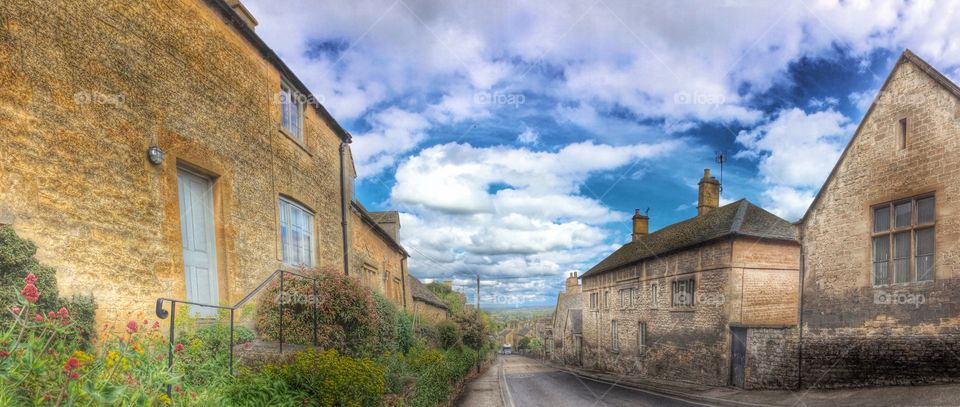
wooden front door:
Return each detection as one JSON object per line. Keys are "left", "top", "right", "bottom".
{"left": 730, "top": 327, "right": 747, "bottom": 388}
{"left": 177, "top": 169, "right": 219, "bottom": 317}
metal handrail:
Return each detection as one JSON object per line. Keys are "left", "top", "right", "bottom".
{"left": 155, "top": 269, "right": 321, "bottom": 397}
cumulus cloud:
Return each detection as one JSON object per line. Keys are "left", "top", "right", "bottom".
{"left": 351, "top": 108, "right": 430, "bottom": 178}
{"left": 391, "top": 140, "right": 679, "bottom": 296}
{"left": 736, "top": 108, "right": 855, "bottom": 220}
{"left": 516, "top": 127, "right": 539, "bottom": 144}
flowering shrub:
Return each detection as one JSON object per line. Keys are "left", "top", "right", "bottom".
{"left": 0, "top": 274, "right": 177, "bottom": 405}
{"left": 256, "top": 267, "right": 379, "bottom": 357}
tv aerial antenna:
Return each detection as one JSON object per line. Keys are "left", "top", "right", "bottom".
{"left": 715, "top": 151, "right": 726, "bottom": 194}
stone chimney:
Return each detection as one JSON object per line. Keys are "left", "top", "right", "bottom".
{"left": 697, "top": 168, "right": 720, "bottom": 216}
{"left": 565, "top": 272, "right": 581, "bottom": 294}
{"left": 225, "top": 0, "right": 258, "bottom": 31}
{"left": 631, "top": 209, "right": 649, "bottom": 242}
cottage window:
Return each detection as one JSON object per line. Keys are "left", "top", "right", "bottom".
{"left": 872, "top": 195, "right": 934, "bottom": 285}
{"left": 898, "top": 118, "right": 907, "bottom": 150}
{"left": 604, "top": 290, "right": 609, "bottom": 309}
{"left": 280, "top": 81, "right": 304, "bottom": 141}
{"left": 611, "top": 320, "right": 618, "bottom": 352}
{"left": 650, "top": 284, "right": 659, "bottom": 309}
{"left": 279, "top": 198, "right": 315, "bottom": 267}
{"left": 638, "top": 322, "right": 647, "bottom": 354}
{"left": 589, "top": 292, "right": 598, "bottom": 310}
{"left": 671, "top": 278, "right": 695, "bottom": 307}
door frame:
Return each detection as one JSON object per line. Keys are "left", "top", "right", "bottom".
{"left": 730, "top": 326, "right": 747, "bottom": 388}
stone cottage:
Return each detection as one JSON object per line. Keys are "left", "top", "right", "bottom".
{"left": 409, "top": 276, "right": 448, "bottom": 324}
{"left": 578, "top": 170, "right": 800, "bottom": 387}
{"left": 0, "top": 0, "right": 410, "bottom": 325}
{"left": 348, "top": 201, "right": 412, "bottom": 309}
{"left": 797, "top": 50, "right": 960, "bottom": 388}
{"left": 552, "top": 272, "right": 584, "bottom": 365}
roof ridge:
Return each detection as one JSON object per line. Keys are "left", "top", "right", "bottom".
{"left": 729, "top": 200, "right": 749, "bottom": 233}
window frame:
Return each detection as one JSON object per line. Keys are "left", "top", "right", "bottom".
{"left": 650, "top": 283, "right": 659, "bottom": 310}
{"left": 279, "top": 197, "right": 316, "bottom": 268}
{"left": 280, "top": 80, "right": 305, "bottom": 142}
{"left": 871, "top": 194, "right": 935, "bottom": 286}
{"left": 637, "top": 321, "right": 647, "bottom": 355}
{"left": 610, "top": 320, "right": 619, "bottom": 353}
{"left": 589, "top": 292, "right": 598, "bottom": 310}
{"left": 671, "top": 278, "right": 695, "bottom": 308}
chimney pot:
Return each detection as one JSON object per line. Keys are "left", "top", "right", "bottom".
{"left": 632, "top": 209, "right": 649, "bottom": 242}
{"left": 697, "top": 168, "right": 720, "bottom": 216}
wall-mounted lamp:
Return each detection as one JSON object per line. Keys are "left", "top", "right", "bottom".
{"left": 147, "top": 146, "right": 164, "bottom": 165}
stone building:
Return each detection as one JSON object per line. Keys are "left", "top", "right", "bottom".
{"left": 0, "top": 0, "right": 409, "bottom": 325}
{"left": 797, "top": 50, "right": 960, "bottom": 388}
{"left": 409, "top": 276, "right": 448, "bottom": 324}
{"left": 348, "top": 201, "right": 412, "bottom": 309}
{"left": 578, "top": 170, "right": 800, "bottom": 387}
{"left": 552, "top": 272, "right": 584, "bottom": 365}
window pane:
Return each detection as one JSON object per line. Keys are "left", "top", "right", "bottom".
{"left": 893, "top": 232, "right": 911, "bottom": 283}
{"left": 894, "top": 202, "right": 912, "bottom": 228}
{"left": 916, "top": 227, "right": 934, "bottom": 281}
{"left": 872, "top": 235, "right": 889, "bottom": 286}
{"left": 873, "top": 206, "right": 890, "bottom": 232}
{"left": 917, "top": 197, "right": 934, "bottom": 224}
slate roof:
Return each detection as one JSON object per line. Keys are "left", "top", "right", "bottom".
{"left": 582, "top": 199, "right": 797, "bottom": 278}
{"left": 409, "top": 277, "right": 448, "bottom": 310}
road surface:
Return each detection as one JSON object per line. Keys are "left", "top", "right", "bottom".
{"left": 459, "top": 355, "right": 709, "bottom": 407}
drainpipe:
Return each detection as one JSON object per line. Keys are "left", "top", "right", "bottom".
{"left": 339, "top": 143, "right": 350, "bottom": 276}
{"left": 797, "top": 244, "right": 805, "bottom": 389}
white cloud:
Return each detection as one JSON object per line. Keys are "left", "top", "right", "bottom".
{"left": 736, "top": 108, "right": 855, "bottom": 220}
{"left": 351, "top": 108, "right": 430, "bottom": 178}
{"left": 391, "top": 140, "right": 679, "bottom": 286}
{"left": 516, "top": 127, "right": 539, "bottom": 144}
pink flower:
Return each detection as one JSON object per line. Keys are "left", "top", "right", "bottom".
{"left": 23, "top": 273, "right": 37, "bottom": 285}
{"left": 47, "top": 311, "right": 56, "bottom": 319}
{"left": 0, "top": 351, "right": 8, "bottom": 358}
{"left": 34, "top": 314, "right": 43, "bottom": 322}
{"left": 126, "top": 320, "right": 138, "bottom": 334}
{"left": 58, "top": 307, "right": 69, "bottom": 318}
{"left": 174, "top": 343, "right": 184, "bottom": 353}
{"left": 20, "top": 283, "right": 39, "bottom": 303}
{"left": 10, "top": 307, "right": 21, "bottom": 315}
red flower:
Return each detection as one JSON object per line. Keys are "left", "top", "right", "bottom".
{"left": 24, "top": 273, "right": 37, "bottom": 285}
{"left": 69, "top": 372, "right": 78, "bottom": 380}
{"left": 10, "top": 307, "right": 21, "bottom": 315}
{"left": 174, "top": 343, "right": 184, "bottom": 353}
{"left": 0, "top": 351, "right": 8, "bottom": 358}
{"left": 174, "top": 385, "right": 182, "bottom": 393}
{"left": 34, "top": 314, "right": 43, "bottom": 322}
{"left": 20, "top": 283, "right": 39, "bottom": 303}
{"left": 152, "top": 321, "right": 160, "bottom": 330}
{"left": 126, "top": 320, "right": 138, "bottom": 334}
{"left": 65, "top": 357, "right": 79, "bottom": 370}
{"left": 58, "top": 307, "right": 69, "bottom": 318}
{"left": 47, "top": 311, "right": 56, "bottom": 319}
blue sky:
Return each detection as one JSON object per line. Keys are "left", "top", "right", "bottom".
{"left": 244, "top": 0, "right": 960, "bottom": 307}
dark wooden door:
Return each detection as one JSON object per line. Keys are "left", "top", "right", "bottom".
{"left": 730, "top": 327, "right": 747, "bottom": 387}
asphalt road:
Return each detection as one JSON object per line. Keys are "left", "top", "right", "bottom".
{"left": 496, "top": 355, "right": 709, "bottom": 407}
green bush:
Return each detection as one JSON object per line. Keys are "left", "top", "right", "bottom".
{"left": 436, "top": 320, "right": 461, "bottom": 349}
{"left": 403, "top": 346, "right": 480, "bottom": 407}
{"left": 255, "top": 268, "right": 379, "bottom": 357}
{"left": 279, "top": 349, "right": 385, "bottom": 407}
{"left": 213, "top": 368, "right": 307, "bottom": 407}
{"left": 175, "top": 317, "right": 255, "bottom": 387}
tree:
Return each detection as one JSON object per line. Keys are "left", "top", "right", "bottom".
{"left": 517, "top": 337, "right": 531, "bottom": 352}
{"left": 455, "top": 311, "right": 487, "bottom": 350}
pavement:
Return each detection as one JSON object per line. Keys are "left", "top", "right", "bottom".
{"left": 457, "top": 355, "right": 960, "bottom": 407}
